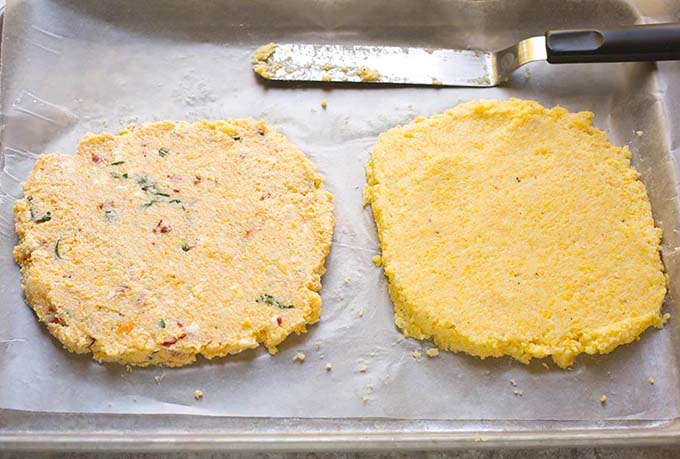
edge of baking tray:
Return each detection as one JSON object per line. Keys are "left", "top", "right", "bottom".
{"left": 1, "top": 3, "right": 680, "bottom": 452}
{"left": 1, "top": 411, "right": 680, "bottom": 451}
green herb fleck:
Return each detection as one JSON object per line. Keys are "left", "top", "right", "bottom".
{"left": 256, "top": 294, "right": 294, "bottom": 309}
{"left": 122, "top": 173, "right": 128, "bottom": 179}
{"left": 34, "top": 211, "right": 52, "bottom": 223}
{"left": 232, "top": 136, "right": 241, "bottom": 141}
{"left": 27, "top": 196, "right": 33, "bottom": 202}
{"left": 110, "top": 161, "right": 125, "bottom": 166}
{"left": 141, "top": 200, "right": 158, "bottom": 208}
{"left": 159, "top": 319, "right": 166, "bottom": 329}
{"left": 111, "top": 172, "right": 129, "bottom": 179}
{"left": 181, "top": 242, "right": 191, "bottom": 252}
{"left": 153, "top": 192, "right": 170, "bottom": 197}
{"left": 169, "top": 199, "right": 182, "bottom": 204}
{"left": 55, "top": 238, "right": 62, "bottom": 259}
{"left": 158, "top": 147, "right": 169, "bottom": 157}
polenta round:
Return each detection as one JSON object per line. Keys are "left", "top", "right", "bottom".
{"left": 365, "top": 99, "right": 667, "bottom": 368}
{"left": 14, "top": 119, "right": 334, "bottom": 367}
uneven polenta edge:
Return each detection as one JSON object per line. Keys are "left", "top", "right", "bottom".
{"left": 364, "top": 98, "right": 668, "bottom": 369}
{"left": 13, "top": 118, "right": 335, "bottom": 367}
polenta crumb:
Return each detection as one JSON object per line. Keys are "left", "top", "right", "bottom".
{"left": 411, "top": 350, "right": 422, "bottom": 359}
{"left": 356, "top": 67, "right": 380, "bottom": 82}
{"left": 321, "top": 100, "right": 328, "bottom": 109}
{"left": 426, "top": 348, "right": 439, "bottom": 357}
{"left": 314, "top": 341, "right": 321, "bottom": 350}
{"left": 321, "top": 74, "right": 332, "bottom": 82}
{"left": 600, "top": 394, "right": 608, "bottom": 404}
{"left": 358, "top": 365, "right": 368, "bottom": 373}
{"left": 358, "top": 308, "right": 364, "bottom": 318}
{"left": 194, "top": 389, "right": 203, "bottom": 400}
{"left": 325, "top": 363, "right": 332, "bottom": 371}
{"left": 371, "top": 255, "right": 383, "bottom": 266}
{"left": 636, "top": 130, "right": 644, "bottom": 137}
{"left": 648, "top": 377, "right": 655, "bottom": 385}
{"left": 294, "top": 352, "right": 306, "bottom": 362}
{"left": 322, "top": 63, "right": 333, "bottom": 71}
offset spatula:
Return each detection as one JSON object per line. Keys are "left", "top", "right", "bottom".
{"left": 251, "top": 23, "right": 680, "bottom": 87}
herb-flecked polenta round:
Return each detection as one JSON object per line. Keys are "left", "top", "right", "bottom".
{"left": 14, "top": 119, "right": 334, "bottom": 367}
{"left": 365, "top": 99, "right": 668, "bottom": 368}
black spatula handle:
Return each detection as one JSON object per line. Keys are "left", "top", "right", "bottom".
{"left": 546, "top": 23, "right": 680, "bottom": 63}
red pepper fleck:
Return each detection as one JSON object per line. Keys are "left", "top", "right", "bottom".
{"left": 260, "top": 192, "right": 271, "bottom": 200}
{"left": 193, "top": 176, "right": 202, "bottom": 185}
{"left": 276, "top": 316, "right": 283, "bottom": 326}
{"left": 173, "top": 188, "right": 180, "bottom": 193}
{"left": 257, "top": 127, "right": 265, "bottom": 136}
{"left": 154, "top": 219, "right": 172, "bottom": 234}
{"left": 177, "top": 321, "right": 184, "bottom": 327}
{"left": 50, "top": 315, "right": 65, "bottom": 325}
{"left": 245, "top": 229, "right": 253, "bottom": 237}
{"left": 91, "top": 153, "right": 102, "bottom": 163}
{"left": 162, "top": 333, "right": 187, "bottom": 347}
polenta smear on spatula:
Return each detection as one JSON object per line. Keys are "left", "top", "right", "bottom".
{"left": 365, "top": 98, "right": 668, "bottom": 368}
{"left": 14, "top": 119, "right": 334, "bottom": 367}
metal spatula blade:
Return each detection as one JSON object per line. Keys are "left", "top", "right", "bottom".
{"left": 251, "top": 23, "right": 680, "bottom": 87}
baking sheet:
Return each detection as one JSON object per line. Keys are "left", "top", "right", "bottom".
{"left": 0, "top": 0, "right": 679, "bottom": 425}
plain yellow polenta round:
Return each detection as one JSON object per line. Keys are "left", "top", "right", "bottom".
{"left": 365, "top": 99, "right": 667, "bottom": 368}
{"left": 14, "top": 119, "right": 334, "bottom": 367}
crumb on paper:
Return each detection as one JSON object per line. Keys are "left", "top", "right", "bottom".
{"left": 294, "top": 352, "right": 306, "bottom": 362}
{"left": 541, "top": 362, "right": 550, "bottom": 369}
{"left": 319, "top": 354, "right": 325, "bottom": 360}
{"left": 341, "top": 66, "right": 349, "bottom": 73}
{"left": 371, "top": 255, "right": 383, "bottom": 266}
{"left": 524, "top": 68, "right": 531, "bottom": 80}
{"left": 358, "top": 308, "right": 364, "bottom": 318}
{"left": 125, "top": 365, "right": 132, "bottom": 373}
{"left": 193, "top": 389, "right": 203, "bottom": 400}
{"left": 362, "top": 396, "right": 369, "bottom": 404}
{"left": 636, "top": 130, "right": 644, "bottom": 137}
{"left": 600, "top": 394, "right": 608, "bottom": 405}
{"left": 510, "top": 379, "right": 518, "bottom": 387}
{"left": 648, "top": 377, "right": 655, "bottom": 385}
{"left": 512, "top": 390, "right": 523, "bottom": 397}
{"left": 358, "top": 365, "right": 368, "bottom": 373}
{"left": 474, "top": 435, "right": 488, "bottom": 442}
{"left": 321, "top": 100, "right": 328, "bottom": 109}
{"left": 322, "top": 63, "right": 333, "bottom": 71}
{"left": 314, "top": 341, "right": 321, "bottom": 350}
{"left": 483, "top": 370, "right": 491, "bottom": 376}
{"left": 411, "top": 350, "right": 422, "bottom": 359}
{"left": 321, "top": 74, "right": 332, "bottom": 82}
{"left": 343, "top": 277, "right": 352, "bottom": 285}
{"left": 432, "top": 78, "right": 443, "bottom": 86}
{"left": 325, "top": 363, "right": 333, "bottom": 371}
{"left": 426, "top": 348, "right": 439, "bottom": 357}
{"left": 356, "top": 67, "right": 380, "bottom": 82}
{"left": 154, "top": 374, "right": 164, "bottom": 385}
